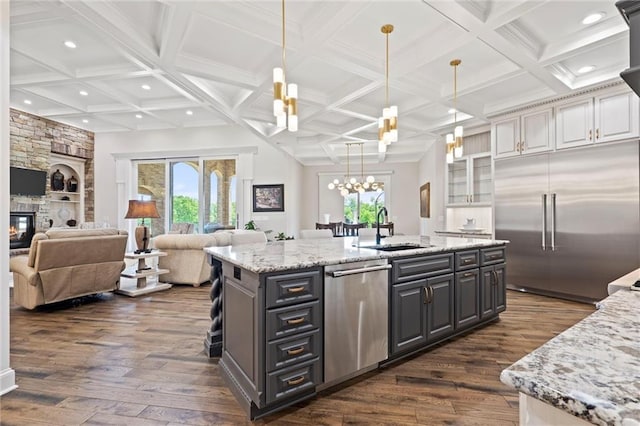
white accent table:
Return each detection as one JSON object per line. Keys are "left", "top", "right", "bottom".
{"left": 117, "top": 251, "right": 172, "bottom": 297}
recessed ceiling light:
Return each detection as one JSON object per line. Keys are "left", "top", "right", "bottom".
{"left": 135, "top": 114, "right": 143, "bottom": 119}
{"left": 79, "top": 90, "right": 88, "bottom": 96}
{"left": 23, "top": 99, "right": 32, "bottom": 105}
{"left": 82, "top": 119, "right": 89, "bottom": 123}
{"left": 578, "top": 65, "right": 595, "bottom": 74}
{"left": 64, "top": 40, "right": 77, "bottom": 49}
{"left": 186, "top": 110, "right": 193, "bottom": 115}
{"left": 141, "top": 84, "right": 151, "bottom": 90}
{"left": 448, "top": 108, "right": 456, "bottom": 114}
{"left": 582, "top": 13, "right": 604, "bottom": 25}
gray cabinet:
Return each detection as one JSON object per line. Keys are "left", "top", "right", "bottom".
{"left": 455, "top": 269, "right": 480, "bottom": 330}
{"left": 425, "top": 274, "right": 455, "bottom": 342}
{"left": 390, "top": 279, "right": 428, "bottom": 354}
{"left": 480, "top": 261, "right": 506, "bottom": 320}
{"left": 390, "top": 254, "right": 455, "bottom": 356}
{"left": 218, "top": 265, "right": 322, "bottom": 419}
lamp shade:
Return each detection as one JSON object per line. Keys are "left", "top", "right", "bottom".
{"left": 124, "top": 200, "right": 160, "bottom": 219}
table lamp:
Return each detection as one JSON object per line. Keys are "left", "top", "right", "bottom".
{"left": 124, "top": 200, "right": 160, "bottom": 254}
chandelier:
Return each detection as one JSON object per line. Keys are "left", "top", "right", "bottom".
{"left": 272, "top": 0, "right": 298, "bottom": 132}
{"left": 328, "top": 143, "right": 378, "bottom": 196}
{"left": 378, "top": 24, "right": 398, "bottom": 153}
{"left": 446, "top": 59, "right": 463, "bottom": 163}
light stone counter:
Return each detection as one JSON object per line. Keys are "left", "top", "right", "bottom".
{"left": 204, "top": 235, "right": 507, "bottom": 274}
{"left": 500, "top": 288, "right": 640, "bottom": 426}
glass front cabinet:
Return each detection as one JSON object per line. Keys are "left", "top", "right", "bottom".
{"left": 446, "top": 154, "right": 492, "bottom": 206}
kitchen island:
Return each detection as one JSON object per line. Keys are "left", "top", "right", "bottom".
{"left": 205, "top": 235, "right": 507, "bottom": 419}
{"left": 500, "top": 287, "right": 640, "bottom": 425}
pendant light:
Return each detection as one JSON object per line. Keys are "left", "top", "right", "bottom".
{"left": 446, "top": 59, "right": 463, "bottom": 159}
{"left": 328, "top": 143, "right": 376, "bottom": 197}
{"left": 378, "top": 24, "right": 398, "bottom": 153}
{"left": 272, "top": 0, "right": 298, "bottom": 132}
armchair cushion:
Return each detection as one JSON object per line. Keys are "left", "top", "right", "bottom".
{"left": 152, "top": 232, "right": 232, "bottom": 287}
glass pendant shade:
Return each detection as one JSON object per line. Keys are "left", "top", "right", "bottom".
{"left": 276, "top": 113, "right": 286, "bottom": 128}
{"left": 378, "top": 140, "right": 386, "bottom": 153}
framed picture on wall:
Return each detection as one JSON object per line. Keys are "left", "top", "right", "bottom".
{"left": 253, "top": 184, "right": 285, "bottom": 212}
{"left": 420, "top": 182, "right": 430, "bottom": 218}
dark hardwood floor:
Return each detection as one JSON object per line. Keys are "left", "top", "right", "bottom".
{"left": 0, "top": 285, "right": 594, "bottom": 425}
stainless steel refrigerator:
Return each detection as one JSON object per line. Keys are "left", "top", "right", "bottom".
{"left": 495, "top": 140, "right": 640, "bottom": 303}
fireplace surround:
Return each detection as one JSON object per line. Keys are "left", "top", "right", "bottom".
{"left": 10, "top": 212, "right": 36, "bottom": 249}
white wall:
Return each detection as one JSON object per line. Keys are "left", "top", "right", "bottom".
{"left": 418, "top": 140, "right": 446, "bottom": 236}
{"left": 94, "top": 126, "right": 301, "bottom": 239}
{"left": 301, "top": 161, "right": 421, "bottom": 236}
{"left": 1, "top": 0, "right": 17, "bottom": 396}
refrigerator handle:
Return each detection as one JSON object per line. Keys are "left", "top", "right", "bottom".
{"left": 541, "top": 194, "right": 547, "bottom": 250}
{"left": 551, "top": 193, "right": 557, "bottom": 251}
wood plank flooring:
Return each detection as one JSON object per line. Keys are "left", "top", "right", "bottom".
{"left": 1, "top": 286, "right": 594, "bottom": 425}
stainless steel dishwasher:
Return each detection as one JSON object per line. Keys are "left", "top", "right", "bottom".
{"left": 323, "top": 259, "right": 390, "bottom": 386}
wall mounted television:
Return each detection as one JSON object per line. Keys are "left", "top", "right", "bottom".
{"left": 10, "top": 167, "right": 47, "bottom": 196}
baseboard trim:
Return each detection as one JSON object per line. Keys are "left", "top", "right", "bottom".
{"left": 0, "top": 368, "right": 17, "bottom": 396}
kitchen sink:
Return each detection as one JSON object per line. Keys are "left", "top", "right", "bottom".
{"left": 356, "top": 243, "right": 431, "bottom": 251}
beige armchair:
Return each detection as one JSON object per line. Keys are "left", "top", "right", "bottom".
{"left": 152, "top": 232, "right": 232, "bottom": 287}
{"left": 10, "top": 228, "right": 128, "bottom": 309}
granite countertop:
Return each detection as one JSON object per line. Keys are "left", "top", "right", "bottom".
{"left": 204, "top": 235, "right": 507, "bottom": 274}
{"left": 500, "top": 288, "right": 640, "bottom": 425}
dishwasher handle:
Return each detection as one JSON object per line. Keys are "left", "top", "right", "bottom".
{"left": 328, "top": 264, "right": 391, "bottom": 277}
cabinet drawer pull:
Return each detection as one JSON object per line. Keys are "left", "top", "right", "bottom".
{"left": 596, "top": 128, "right": 600, "bottom": 139}
{"left": 287, "top": 346, "right": 305, "bottom": 356}
{"left": 589, "top": 129, "right": 592, "bottom": 141}
{"left": 287, "top": 317, "right": 305, "bottom": 325}
{"left": 287, "top": 286, "right": 305, "bottom": 293}
{"left": 423, "top": 286, "right": 428, "bottom": 304}
{"left": 493, "top": 270, "right": 499, "bottom": 286}
{"left": 463, "top": 272, "right": 474, "bottom": 277}
{"left": 487, "top": 254, "right": 501, "bottom": 260}
{"left": 287, "top": 376, "right": 305, "bottom": 386}
{"left": 463, "top": 258, "right": 473, "bottom": 264}
{"left": 429, "top": 286, "right": 434, "bottom": 303}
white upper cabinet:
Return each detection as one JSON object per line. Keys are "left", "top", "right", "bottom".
{"left": 595, "top": 91, "right": 639, "bottom": 143}
{"left": 555, "top": 90, "right": 639, "bottom": 149}
{"left": 493, "top": 108, "right": 553, "bottom": 159}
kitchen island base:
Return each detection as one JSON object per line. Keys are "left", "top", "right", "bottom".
{"left": 206, "top": 237, "right": 507, "bottom": 420}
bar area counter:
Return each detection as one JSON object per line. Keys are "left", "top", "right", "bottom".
{"left": 500, "top": 288, "right": 640, "bottom": 425}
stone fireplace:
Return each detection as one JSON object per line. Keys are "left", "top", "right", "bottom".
{"left": 10, "top": 212, "right": 36, "bottom": 249}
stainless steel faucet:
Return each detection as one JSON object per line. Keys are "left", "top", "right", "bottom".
{"left": 376, "top": 206, "right": 388, "bottom": 245}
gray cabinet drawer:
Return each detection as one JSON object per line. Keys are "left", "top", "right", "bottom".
{"left": 266, "top": 358, "right": 320, "bottom": 405}
{"left": 455, "top": 250, "right": 479, "bottom": 270}
{"left": 392, "top": 253, "right": 454, "bottom": 283}
{"left": 266, "top": 300, "right": 320, "bottom": 341}
{"left": 266, "top": 329, "right": 320, "bottom": 373}
{"left": 265, "top": 269, "right": 321, "bottom": 309}
{"left": 480, "top": 246, "right": 506, "bottom": 265}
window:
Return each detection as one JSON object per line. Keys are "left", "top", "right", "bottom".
{"left": 134, "top": 158, "right": 236, "bottom": 234}
{"left": 344, "top": 188, "right": 385, "bottom": 226}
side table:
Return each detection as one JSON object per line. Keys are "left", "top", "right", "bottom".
{"left": 117, "top": 251, "right": 172, "bottom": 297}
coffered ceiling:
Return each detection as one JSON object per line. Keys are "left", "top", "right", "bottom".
{"left": 9, "top": 0, "right": 630, "bottom": 165}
